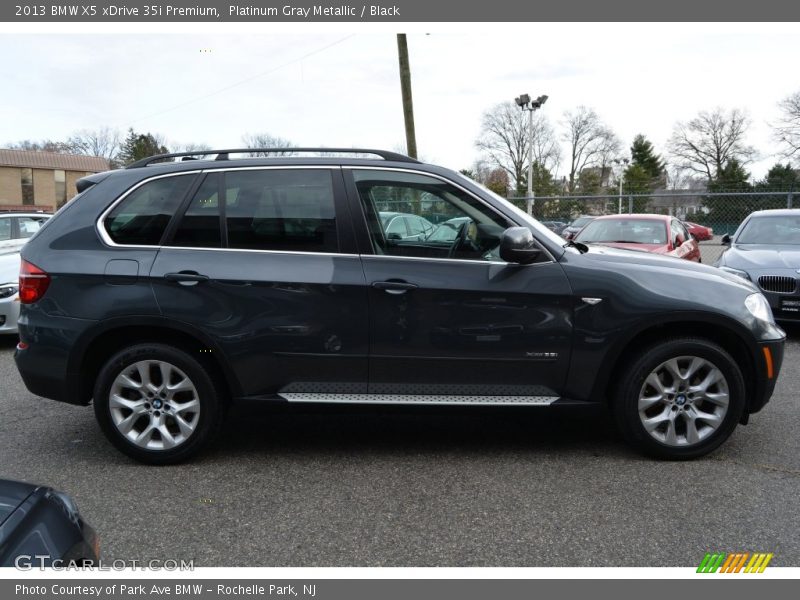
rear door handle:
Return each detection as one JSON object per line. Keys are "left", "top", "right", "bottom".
{"left": 371, "top": 280, "right": 419, "bottom": 295}
{"left": 164, "top": 271, "right": 209, "bottom": 286}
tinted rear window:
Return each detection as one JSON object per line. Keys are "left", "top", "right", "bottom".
{"left": 105, "top": 175, "right": 195, "bottom": 245}
{"left": 224, "top": 169, "right": 338, "bottom": 253}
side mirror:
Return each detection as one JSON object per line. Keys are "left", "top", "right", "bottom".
{"left": 721, "top": 233, "right": 731, "bottom": 246}
{"left": 500, "top": 227, "right": 541, "bottom": 264}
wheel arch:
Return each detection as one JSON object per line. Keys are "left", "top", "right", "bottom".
{"left": 593, "top": 314, "right": 759, "bottom": 412}
{"left": 66, "top": 317, "right": 242, "bottom": 406}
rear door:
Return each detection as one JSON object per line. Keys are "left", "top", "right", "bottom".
{"left": 149, "top": 167, "right": 369, "bottom": 398}
{"left": 344, "top": 168, "right": 573, "bottom": 400}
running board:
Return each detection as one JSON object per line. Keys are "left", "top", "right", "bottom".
{"left": 278, "top": 393, "right": 559, "bottom": 406}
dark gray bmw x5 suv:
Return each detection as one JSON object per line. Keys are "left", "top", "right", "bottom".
{"left": 14, "top": 148, "right": 786, "bottom": 463}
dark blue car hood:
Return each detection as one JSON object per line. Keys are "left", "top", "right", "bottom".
{"left": 0, "top": 479, "right": 36, "bottom": 526}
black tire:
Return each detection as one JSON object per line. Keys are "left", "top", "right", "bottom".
{"left": 93, "top": 343, "right": 225, "bottom": 464}
{"left": 611, "top": 337, "right": 746, "bottom": 460}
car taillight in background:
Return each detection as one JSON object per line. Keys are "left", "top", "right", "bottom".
{"left": 19, "top": 259, "right": 50, "bottom": 304}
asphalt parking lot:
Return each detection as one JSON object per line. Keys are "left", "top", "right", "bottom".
{"left": 1, "top": 319, "right": 799, "bottom": 568}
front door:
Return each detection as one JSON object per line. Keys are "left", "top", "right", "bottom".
{"left": 346, "top": 168, "right": 573, "bottom": 400}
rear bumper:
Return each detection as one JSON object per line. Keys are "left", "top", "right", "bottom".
{"left": 749, "top": 339, "right": 784, "bottom": 414}
{"left": 14, "top": 310, "right": 96, "bottom": 406}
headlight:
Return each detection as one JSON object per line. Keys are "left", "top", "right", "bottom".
{"left": 0, "top": 285, "right": 19, "bottom": 299}
{"left": 745, "top": 293, "right": 774, "bottom": 323}
{"left": 719, "top": 266, "right": 750, "bottom": 281}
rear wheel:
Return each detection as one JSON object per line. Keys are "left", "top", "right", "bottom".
{"left": 93, "top": 343, "right": 225, "bottom": 464}
{"left": 612, "top": 337, "right": 745, "bottom": 459}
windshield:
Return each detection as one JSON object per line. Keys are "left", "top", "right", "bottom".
{"left": 737, "top": 216, "right": 800, "bottom": 245}
{"left": 576, "top": 218, "right": 667, "bottom": 245}
{"left": 571, "top": 216, "right": 594, "bottom": 228}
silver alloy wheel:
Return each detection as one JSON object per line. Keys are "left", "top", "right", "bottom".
{"left": 637, "top": 355, "right": 729, "bottom": 447}
{"left": 108, "top": 360, "right": 200, "bottom": 451}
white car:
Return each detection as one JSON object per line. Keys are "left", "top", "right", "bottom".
{"left": 0, "top": 212, "right": 51, "bottom": 255}
{"left": 0, "top": 252, "right": 21, "bottom": 335}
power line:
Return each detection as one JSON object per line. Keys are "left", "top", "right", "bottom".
{"left": 130, "top": 34, "right": 356, "bottom": 124}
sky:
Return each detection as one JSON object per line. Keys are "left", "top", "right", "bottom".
{"left": 1, "top": 24, "right": 798, "bottom": 180}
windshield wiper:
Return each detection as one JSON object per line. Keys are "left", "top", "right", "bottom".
{"left": 563, "top": 239, "right": 589, "bottom": 253}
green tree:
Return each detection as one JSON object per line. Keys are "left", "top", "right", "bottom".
{"left": 702, "top": 159, "right": 757, "bottom": 231}
{"left": 118, "top": 129, "right": 168, "bottom": 165}
{"left": 620, "top": 135, "right": 666, "bottom": 211}
{"left": 629, "top": 134, "right": 665, "bottom": 179}
{"left": 755, "top": 163, "right": 798, "bottom": 190}
{"left": 708, "top": 159, "right": 751, "bottom": 192}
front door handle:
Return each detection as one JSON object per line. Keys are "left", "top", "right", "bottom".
{"left": 371, "top": 280, "right": 419, "bottom": 295}
{"left": 164, "top": 271, "right": 209, "bottom": 286}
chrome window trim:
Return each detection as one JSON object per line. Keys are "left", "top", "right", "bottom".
{"left": 359, "top": 254, "right": 549, "bottom": 268}
{"left": 95, "top": 164, "right": 555, "bottom": 266}
{"left": 96, "top": 166, "right": 344, "bottom": 254}
{"left": 96, "top": 170, "right": 203, "bottom": 249}
{"left": 154, "top": 246, "right": 359, "bottom": 259}
{"left": 344, "top": 165, "right": 556, "bottom": 264}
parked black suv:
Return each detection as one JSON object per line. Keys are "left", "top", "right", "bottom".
{"left": 14, "top": 149, "right": 785, "bottom": 463}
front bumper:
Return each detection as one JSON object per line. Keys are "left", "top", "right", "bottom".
{"left": 761, "top": 289, "right": 800, "bottom": 322}
{"left": 750, "top": 338, "right": 785, "bottom": 414}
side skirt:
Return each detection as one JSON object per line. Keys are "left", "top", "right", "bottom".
{"left": 277, "top": 393, "right": 559, "bottom": 406}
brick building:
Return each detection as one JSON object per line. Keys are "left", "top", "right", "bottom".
{"left": 0, "top": 149, "right": 110, "bottom": 212}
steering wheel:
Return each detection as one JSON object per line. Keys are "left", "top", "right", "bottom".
{"left": 448, "top": 220, "right": 478, "bottom": 258}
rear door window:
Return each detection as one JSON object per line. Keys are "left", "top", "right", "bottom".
{"left": 104, "top": 174, "right": 195, "bottom": 245}
{"left": 224, "top": 169, "right": 338, "bottom": 253}
{"left": 170, "top": 174, "right": 223, "bottom": 248}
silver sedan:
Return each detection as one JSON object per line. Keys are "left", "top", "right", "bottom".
{"left": 0, "top": 252, "right": 20, "bottom": 335}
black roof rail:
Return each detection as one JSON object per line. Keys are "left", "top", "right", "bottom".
{"left": 125, "top": 148, "right": 420, "bottom": 169}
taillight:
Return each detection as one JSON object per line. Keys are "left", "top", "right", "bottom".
{"left": 19, "top": 259, "right": 50, "bottom": 304}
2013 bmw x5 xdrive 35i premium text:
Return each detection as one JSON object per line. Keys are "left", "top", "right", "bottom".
{"left": 14, "top": 148, "right": 785, "bottom": 463}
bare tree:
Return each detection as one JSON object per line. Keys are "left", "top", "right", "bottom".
{"left": 561, "top": 106, "right": 620, "bottom": 192}
{"left": 475, "top": 101, "right": 560, "bottom": 193}
{"left": 6, "top": 139, "right": 73, "bottom": 153}
{"left": 171, "top": 141, "right": 213, "bottom": 154}
{"left": 67, "top": 127, "right": 121, "bottom": 166}
{"left": 241, "top": 133, "right": 294, "bottom": 156}
{"left": 773, "top": 91, "right": 800, "bottom": 159}
{"left": 667, "top": 107, "right": 756, "bottom": 182}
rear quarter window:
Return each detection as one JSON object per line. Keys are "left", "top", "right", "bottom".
{"left": 104, "top": 175, "right": 195, "bottom": 246}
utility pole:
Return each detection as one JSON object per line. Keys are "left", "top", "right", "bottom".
{"left": 396, "top": 34, "right": 417, "bottom": 159}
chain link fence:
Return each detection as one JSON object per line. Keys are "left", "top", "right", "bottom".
{"left": 508, "top": 190, "right": 797, "bottom": 264}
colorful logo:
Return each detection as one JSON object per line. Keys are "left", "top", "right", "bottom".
{"left": 697, "top": 552, "right": 774, "bottom": 573}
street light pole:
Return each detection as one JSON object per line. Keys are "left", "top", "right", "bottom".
{"left": 612, "top": 158, "right": 629, "bottom": 214}
{"left": 514, "top": 94, "right": 548, "bottom": 215}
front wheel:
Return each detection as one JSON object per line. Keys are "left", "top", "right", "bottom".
{"left": 612, "top": 337, "right": 746, "bottom": 459}
{"left": 93, "top": 343, "right": 225, "bottom": 464}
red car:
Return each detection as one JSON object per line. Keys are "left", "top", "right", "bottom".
{"left": 574, "top": 214, "right": 701, "bottom": 262}
{"left": 683, "top": 221, "right": 714, "bottom": 241}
